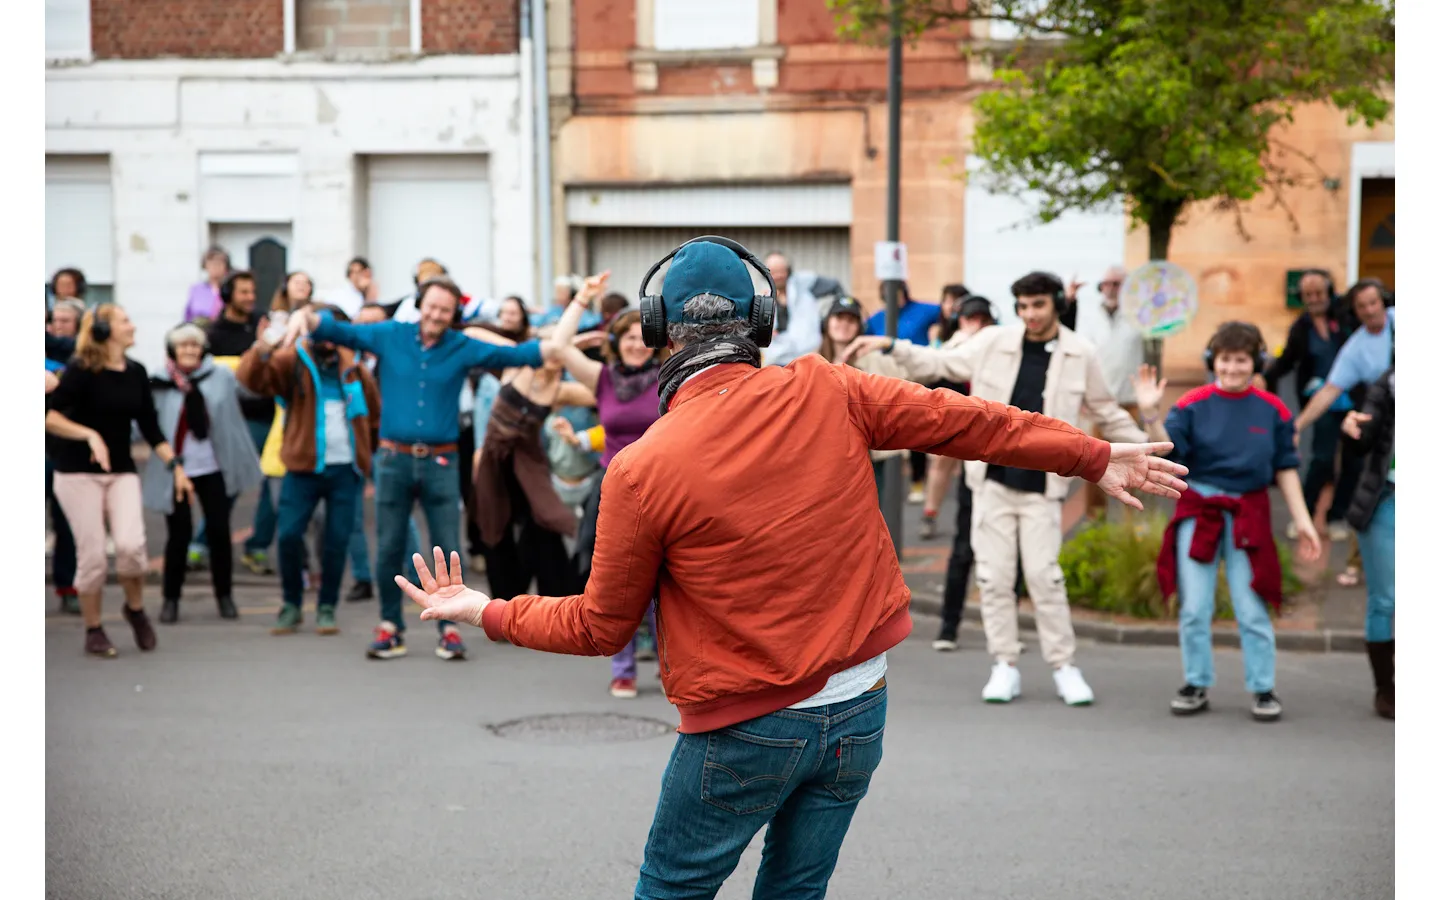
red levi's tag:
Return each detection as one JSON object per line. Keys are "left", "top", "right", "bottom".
{"left": 436, "top": 456, "right": 449, "bottom": 466}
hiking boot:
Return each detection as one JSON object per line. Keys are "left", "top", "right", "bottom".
{"left": 1170, "top": 684, "right": 1209, "bottom": 716}
{"left": 316, "top": 606, "right": 338, "bottom": 635}
{"left": 85, "top": 627, "right": 117, "bottom": 658}
{"left": 271, "top": 604, "right": 303, "bottom": 635}
{"left": 216, "top": 595, "right": 238, "bottom": 620}
{"left": 57, "top": 589, "right": 80, "bottom": 616}
{"left": 345, "top": 581, "right": 374, "bottom": 603}
{"left": 121, "top": 604, "right": 157, "bottom": 652}
{"left": 1251, "top": 691, "right": 1283, "bottom": 722}
{"left": 159, "top": 597, "right": 180, "bottom": 624}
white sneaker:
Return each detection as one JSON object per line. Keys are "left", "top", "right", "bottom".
{"left": 932, "top": 638, "right": 958, "bottom": 652}
{"left": 1053, "top": 665, "right": 1095, "bottom": 706}
{"left": 1327, "top": 523, "right": 1350, "bottom": 542}
{"left": 1285, "top": 521, "right": 1299, "bottom": 540}
{"left": 982, "top": 662, "right": 1021, "bottom": 703}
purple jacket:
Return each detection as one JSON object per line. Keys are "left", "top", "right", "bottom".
{"left": 184, "top": 282, "right": 222, "bottom": 322}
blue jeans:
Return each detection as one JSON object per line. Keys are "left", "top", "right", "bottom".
{"left": 277, "top": 467, "right": 362, "bottom": 610}
{"left": 347, "top": 472, "right": 422, "bottom": 583}
{"left": 1175, "top": 481, "right": 1276, "bottom": 694}
{"left": 635, "top": 686, "right": 887, "bottom": 900}
{"left": 1356, "top": 488, "right": 1395, "bottom": 642}
{"left": 375, "top": 448, "right": 460, "bottom": 633}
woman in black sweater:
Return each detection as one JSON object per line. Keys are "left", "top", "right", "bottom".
{"left": 45, "top": 304, "right": 193, "bottom": 658}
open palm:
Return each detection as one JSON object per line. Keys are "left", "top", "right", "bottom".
{"left": 394, "top": 548, "right": 492, "bottom": 627}
{"left": 1098, "top": 442, "right": 1189, "bottom": 511}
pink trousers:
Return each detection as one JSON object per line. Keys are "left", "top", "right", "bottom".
{"left": 51, "top": 473, "right": 148, "bottom": 594}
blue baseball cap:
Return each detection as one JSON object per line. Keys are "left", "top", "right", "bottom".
{"left": 661, "top": 241, "right": 755, "bottom": 324}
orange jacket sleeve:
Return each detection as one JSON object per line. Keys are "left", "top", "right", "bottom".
{"left": 480, "top": 454, "right": 662, "bottom": 655}
{"left": 838, "top": 364, "right": 1111, "bottom": 482}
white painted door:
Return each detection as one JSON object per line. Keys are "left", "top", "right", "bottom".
{"left": 366, "top": 155, "right": 493, "bottom": 306}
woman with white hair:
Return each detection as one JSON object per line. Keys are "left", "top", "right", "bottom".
{"left": 144, "top": 323, "right": 263, "bottom": 623}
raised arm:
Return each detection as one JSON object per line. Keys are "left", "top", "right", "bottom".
{"left": 235, "top": 340, "right": 298, "bottom": 399}
{"left": 539, "top": 271, "right": 610, "bottom": 364}
{"left": 840, "top": 334, "right": 979, "bottom": 385}
{"left": 308, "top": 309, "right": 392, "bottom": 356}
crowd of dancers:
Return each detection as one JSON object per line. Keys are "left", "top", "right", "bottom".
{"left": 42, "top": 250, "right": 1396, "bottom": 720}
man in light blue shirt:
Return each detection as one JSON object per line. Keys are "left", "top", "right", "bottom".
{"left": 1294, "top": 281, "right": 1393, "bottom": 437}
{"left": 284, "top": 278, "right": 572, "bottom": 662}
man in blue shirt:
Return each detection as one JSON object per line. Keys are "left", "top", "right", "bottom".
{"left": 1293, "top": 281, "right": 1393, "bottom": 438}
{"left": 283, "top": 277, "right": 572, "bottom": 662}
{"left": 864, "top": 281, "right": 940, "bottom": 345}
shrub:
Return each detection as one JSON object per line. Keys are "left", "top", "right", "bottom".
{"left": 1058, "top": 512, "right": 1305, "bottom": 620}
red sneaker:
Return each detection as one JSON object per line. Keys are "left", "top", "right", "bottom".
{"left": 609, "top": 677, "right": 637, "bottom": 699}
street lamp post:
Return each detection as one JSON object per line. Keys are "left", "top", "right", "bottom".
{"left": 880, "top": 4, "right": 905, "bottom": 550}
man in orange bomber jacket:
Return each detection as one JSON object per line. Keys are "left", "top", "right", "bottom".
{"left": 395, "top": 237, "right": 1188, "bottom": 900}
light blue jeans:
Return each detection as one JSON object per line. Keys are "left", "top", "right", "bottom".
{"left": 1175, "top": 481, "right": 1276, "bottom": 694}
{"left": 1355, "top": 488, "right": 1395, "bottom": 642}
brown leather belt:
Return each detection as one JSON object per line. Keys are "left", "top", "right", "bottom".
{"left": 379, "top": 439, "right": 459, "bottom": 458}
{"left": 870, "top": 677, "right": 887, "bottom": 691}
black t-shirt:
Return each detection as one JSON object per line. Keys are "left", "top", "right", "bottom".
{"left": 207, "top": 315, "right": 275, "bottom": 423}
{"left": 46, "top": 359, "right": 167, "bottom": 474}
{"left": 986, "top": 338, "right": 1052, "bottom": 494}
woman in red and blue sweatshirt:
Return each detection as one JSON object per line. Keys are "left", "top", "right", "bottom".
{"left": 1135, "top": 322, "right": 1322, "bottom": 722}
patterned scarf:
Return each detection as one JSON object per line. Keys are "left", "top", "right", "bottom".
{"left": 609, "top": 358, "right": 660, "bottom": 404}
{"left": 657, "top": 337, "right": 761, "bottom": 415}
{"left": 166, "top": 357, "right": 213, "bottom": 441}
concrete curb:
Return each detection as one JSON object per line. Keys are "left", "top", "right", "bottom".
{"left": 907, "top": 591, "right": 1367, "bottom": 655}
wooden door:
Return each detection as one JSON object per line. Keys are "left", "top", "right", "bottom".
{"left": 1358, "top": 178, "right": 1394, "bottom": 290}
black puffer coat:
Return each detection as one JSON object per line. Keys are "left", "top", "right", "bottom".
{"left": 1345, "top": 365, "right": 1395, "bottom": 533}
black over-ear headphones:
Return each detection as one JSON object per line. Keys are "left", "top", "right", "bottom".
{"left": 414, "top": 277, "right": 465, "bottom": 326}
{"left": 221, "top": 271, "right": 256, "bottom": 305}
{"left": 89, "top": 304, "right": 114, "bottom": 343}
{"left": 1011, "top": 273, "right": 1068, "bottom": 316}
{"left": 1345, "top": 277, "right": 1394, "bottom": 311}
{"left": 164, "top": 325, "right": 211, "bottom": 361}
{"left": 1203, "top": 321, "right": 1266, "bottom": 372}
{"left": 637, "top": 235, "right": 777, "bottom": 349}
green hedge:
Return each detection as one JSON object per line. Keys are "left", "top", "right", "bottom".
{"left": 1058, "top": 513, "right": 1306, "bottom": 621}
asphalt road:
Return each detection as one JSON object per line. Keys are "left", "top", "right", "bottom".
{"left": 46, "top": 593, "right": 1393, "bottom": 900}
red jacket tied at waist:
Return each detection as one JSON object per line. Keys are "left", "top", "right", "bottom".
{"left": 1157, "top": 488, "right": 1283, "bottom": 611}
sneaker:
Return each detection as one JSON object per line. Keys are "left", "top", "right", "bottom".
{"left": 610, "top": 677, "right": 638, "bottom": 699}
{"left": 1251, "top": 691, "right": 1283, "bottom": 722}
{"left": 120, "top": 604, "right": 157, "bottom": 652}
{"left": 186, "top": 548, "right": 208, "bottom": 572}
{"left": 907, "top": 484, "right": 925, "bottom": 504}
{"left": 635, "top": 628, "right": 657, "bottom": 662}
{"left": 316, "top": 606, "right": 338, "bottom": 635}
{"left": 982, "top": 662, "right": 1021, "bottom": 703}
{"left": 1327, "top": 523, "right": 1350, "bottom": 542}
{"left": 345, "top": 581, "right": 374, "bottom": 603}
{"left": 435, "top": 629, "right": 467, "bottom": 661}
{"left": 366, "top": 621, "right": 406, "bottom": 659}
{"left": 241, "top": 551, "right": 275, "bottom": 576}
{"left": 932, "top": 630, "right": 958, "bottom": 652}
{"left": 1285, "top": 521, "right": 1300, "bottom": 540}
{"left": 271, "top": 604, "right": 303, "bottom": 635}
{"left": 57, "top": 589, "right": 80, "bottom": 616}
{"left": 1053, "top": 665, "right": 1095, "bottom": 706}
{"left": 919, "top": 514, "right": 937, "bottom": 540}
{"left": 1170, "top": 684, "right": 1210, "bottom": 715}
{"left": 84, "top": 627, "right": 117, "bottom": 658}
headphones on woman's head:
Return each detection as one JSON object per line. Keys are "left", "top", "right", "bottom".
{"left": 164, "top": 323, "right": 211, "bottom": 361}
{"left": 638, "top": 235, "right": 777, "bottom": 349}
{"left": 1203, "top": 321, "right": 1266, "bottom": 372}
{"left": 89, "top": 303, "right": 114, "bottom": 343}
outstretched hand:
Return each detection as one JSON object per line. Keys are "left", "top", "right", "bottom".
{"left": 837, "top": 335, "right": 891, "bottom": 366}
{"left": 394, "top": 547, "right": 493, "bottom": 627}
{"left": 1097, "top": 442, "right": 1189, "bottom": 511}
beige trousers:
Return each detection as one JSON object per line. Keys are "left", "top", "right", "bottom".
{"left": 971, "top": 479, "right": 1077, "bottom": 667}
{"left": 52, "top": 472, "right": 148, "bottom": 594}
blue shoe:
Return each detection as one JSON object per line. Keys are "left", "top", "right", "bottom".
{"left": 436, "top": 629, "right": 467, "bottom": 661}
{"left": 365, "top": 621, "right": 406, "bottom": 659}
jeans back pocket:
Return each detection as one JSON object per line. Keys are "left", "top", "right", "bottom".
{"left": 827, "top": 726, "right": 885, "bottom": 802}
{"left": 701, "top": 728, "right": 807, "bottom": 816}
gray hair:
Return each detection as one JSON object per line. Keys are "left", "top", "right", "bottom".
{"left": 166, "top": 322, "right": 208, "bottom": 350}
{"left": 666, "top": 294, "right": 752, "bottom": 347}
{"left": 52, "top": 298, "right": 86, "bottom": 320}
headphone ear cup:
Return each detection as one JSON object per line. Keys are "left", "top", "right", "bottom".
{"left": 220, "top": 277, "right": 233, "bottom": 305}
{"left": 92, "top": 319, "right": 111, "bottom": 343}
{"left": 639, "top": 295, "right": 668, "bottom": 349}
{"left": 749, "top": 295, "right": 776, "bottom": 347}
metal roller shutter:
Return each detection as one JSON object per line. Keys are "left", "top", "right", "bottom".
{"left": 582, "top": 227, "right": 851, "bottom": 304}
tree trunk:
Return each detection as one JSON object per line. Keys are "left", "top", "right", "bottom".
{"left": 1143, "top": 201, "right": 1182, "bottom": 372}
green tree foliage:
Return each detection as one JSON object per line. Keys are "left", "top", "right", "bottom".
{"left": 826, "top": 0, "right": 1394, "bottom": 259}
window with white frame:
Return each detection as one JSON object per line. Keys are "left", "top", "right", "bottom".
{"left": 654, "top": 0, "right": 759, "bottom": 51}
{"left": 46, "top": 0, "right": 91, "bottom": 60}
{"left": 46, "top": 156, "right": 115, "bottom": 307}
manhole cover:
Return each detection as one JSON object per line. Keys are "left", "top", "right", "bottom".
{"left": 487, "top": 713, "right": 673, "bottom": 745}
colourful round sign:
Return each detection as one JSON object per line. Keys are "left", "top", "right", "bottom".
{"left": 1120, "top": 261, "right": 1198, "bottom": 339}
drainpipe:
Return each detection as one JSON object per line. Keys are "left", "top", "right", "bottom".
{"left": 532, "top": 0, "right": 555, "bottom": 314}
{"left": 519, "top": 0, "right": 537, "bottom": 306}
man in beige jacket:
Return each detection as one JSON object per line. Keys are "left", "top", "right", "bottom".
{"left": 843, "top": 271, "right": 1146, "bottom": 705}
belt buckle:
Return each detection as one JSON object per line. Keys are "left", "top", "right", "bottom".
{"left": 411, "top": 442, "right": 431, "bottom": 459}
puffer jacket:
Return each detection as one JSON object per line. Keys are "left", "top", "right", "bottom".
{"left": 1345, "top": 365, "right": 1394, "bottom": 533}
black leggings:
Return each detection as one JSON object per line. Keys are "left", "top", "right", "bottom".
{"left": 481, "top": 466, "right": 578, "bottom": 599}
{"left": 163, "top": 472, "right": 232, "bottom": 600}
{"left": 939, "top": 477, "right": 974, "bottom": 634}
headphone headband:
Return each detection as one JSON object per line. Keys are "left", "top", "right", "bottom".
{"left": 637, "top": 235, "right": 777, "bottom": 349}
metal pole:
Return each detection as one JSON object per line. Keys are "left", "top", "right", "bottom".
{"left": 533, "top": 0, "right": 555, "bottom": 315}
{"left": 519, "top": 0, "right": 538, "bottom": 308}
{"left": 881, "top": 4, "right": 904, "bottom": 550}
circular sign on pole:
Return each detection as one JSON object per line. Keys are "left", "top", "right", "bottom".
{"left": 1120, "top": 261, "right": 1199, "bottom": 339}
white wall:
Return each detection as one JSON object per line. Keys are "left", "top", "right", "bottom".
{"left": 45, "top": 56, "right": 529, "bottom": 372}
